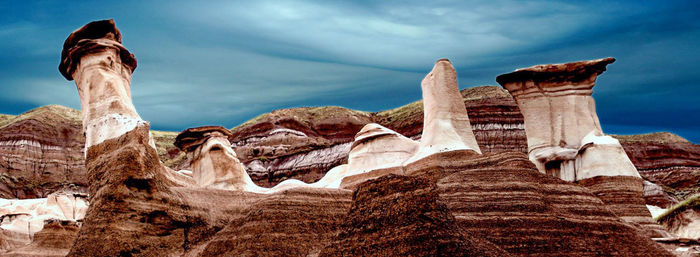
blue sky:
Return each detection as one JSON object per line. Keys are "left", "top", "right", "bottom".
{"left": 1, "top": 0, "right": 698, "bottom": 142}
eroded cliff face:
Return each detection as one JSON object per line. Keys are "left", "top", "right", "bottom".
{"left": 0, "top": 105, "right": 85, "bottom": 199}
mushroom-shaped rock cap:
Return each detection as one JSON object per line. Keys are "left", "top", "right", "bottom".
{"left": 174, "top": 126, "right": 233, "bottom": 152}
{"left": 496, "top": 57, "right": 615, "bottom": 86}
{"left": 59, "top": 19, "right": 137, "bottom": 80}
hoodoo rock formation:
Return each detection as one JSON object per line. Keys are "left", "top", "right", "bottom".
{"left": 497, "top": 58, "right": 665, "bottom": 237}
{"left": 57, "top": 20, "right": 355, "bottom": 256}
{"left": 58, "top": 19, "right": 154, "bottom": 151}
{"left": 407, "top": 59, "right": 481, "bottom": 163}
{"left": 174, "top": 126, "right": 264, "bottom": 192}
{"left": 0, "top": 17, "right": 692, "bottom": 256}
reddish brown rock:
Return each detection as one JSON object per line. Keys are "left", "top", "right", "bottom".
{"left": 615, "top": 133, "right": 700, "bottom": 200}
{"left": 0, "top": 105, "right": 86, "bottom": 199}
{"left": 577, "top": 176, "right": 670, "bottom": 237}
{"left": 409, "top": 151, "right": 673, "bottom": 257}
{"left": 229, "top": 107, "right": 374, "bottom": 186}
{"left": 2, "top": 219, "right": 80, "bottom": 257}
{"left": 199, "top": 187, "right": 351, "bottom": 257}
{"left": 319, "top": 174, "right": 510, "bottom": 257}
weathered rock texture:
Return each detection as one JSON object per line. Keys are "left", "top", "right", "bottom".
{"left": 230, "top": 107, "right": 373, "bottom": 187}
{"left": 345, "top": 123, "right": 417, "bottom": 176}
{"left": 59, "top": 19, "right": 156, "bottom": 152}
{"left": 615, "top": 132, "right": 700, "bottom": 201}
{"left": 199, "top": 188, "right": 351, "bottom": 257}
{"left": 319, "top": 174, "right": 510, "bottom": 257}
{"left": 0, "top": 105, "right": 85, "bottom": 199}
{"left": 227, "top": 85, "right": 528, "bottom": 187}
{"left": 0, "top": 191, "right": 87, "bottom": 251}
{"left": 497, "top": 57, "right": 638, "bottom": 181}
{"left": 497, "top": 58, "right": 663, "bottom": 236}
{"left": 2, "top": 219, "right": 80, "bottom": 257}
{"left": 407, "top": 59, "right": 481, "bottom": 164}
{"left": 409, "top": 151, "right": 674, "bottom": 257}
{"left": 175, "top": 126, "right": 262, "bottom": 191}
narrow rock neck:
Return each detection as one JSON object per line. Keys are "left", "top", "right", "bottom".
{"left": 72, "top": 48, "right": 145, "bottom": 149}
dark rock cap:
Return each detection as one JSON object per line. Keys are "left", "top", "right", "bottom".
{"left": 59, "top": 19, "right": 137, "bottom": 81}
{"left": 174, "top": 126, "right": 233, "bottom": 152}
{"left": 496, "top": 57, "right": 615, "bottom": 86}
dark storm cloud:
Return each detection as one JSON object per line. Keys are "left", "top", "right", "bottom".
{"left": 0, "top": 0, "right": 698, "bottom": 142}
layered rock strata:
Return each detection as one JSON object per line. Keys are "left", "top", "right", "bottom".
{"left": 409, "top": 151, "right": 674, "bottom": 257}
{"left": 616, "top": 132, "right": 700, "bottom": 201}
{"left": 199, "top": 187, "right": 352, "bottom": 257}
{"left": 319, "top": 174, "right": 510, "bottom": 257}
{"left": 230, "top": 107, "right": 372, "bottom": 186}
{"left": 497, "top": 58, "right": 660, "bottom": 235}
{"left": 0, "top": 105, "right": 86, "bottom": 199}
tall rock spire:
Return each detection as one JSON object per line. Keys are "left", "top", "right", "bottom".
{"left": 58, "top": 19, "right": 154, "bottom": 151}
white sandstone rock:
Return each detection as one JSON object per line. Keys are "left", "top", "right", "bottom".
{"left": 497, "top": 57, "right": 642, "bottom": 181}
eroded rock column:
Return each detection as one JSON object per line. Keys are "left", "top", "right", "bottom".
{"left": 496, "top": 57, "right": 638, "bottom": 181}
{"left": 58, "top": 19, "right": 153, "bottom": 151}
{"left": 175, "top": 126, "right": 264, "bottom": 192}
{"left": 497, "top": 58, "right": 667, "bottom": 237}
{"left": 407, "top": 59, "right": 481, "bottom": 163}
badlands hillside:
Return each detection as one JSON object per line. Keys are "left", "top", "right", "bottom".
{"left": 1, "top": 87, "right": 697, "bottom": 202}
{"left": 0, "top": 19, "right": 698, "bottom": 256}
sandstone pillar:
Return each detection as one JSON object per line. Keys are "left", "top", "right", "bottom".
{"left": 58, "top": 19, "right": 154, "bottom": 151}
{"left": 496, "top": 57, "right": 638, "bottom": 181}
{"left": 407, "top": 59, "right": 481, "bottom": 163}
{"left": 175, "top": 126, "right": 264, "bottom": 192}
{"left": 497, "top": 58, "right": 667, "bottom": 237}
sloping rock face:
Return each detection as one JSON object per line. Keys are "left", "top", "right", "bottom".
{"left": 319, "top": 174, "right": 510, "bottom": 257}
{"left": 0, "top": 105, "right": 86, "bottom": 199}
{"left": 577, "top": 176, "right": 670, "bottom": 237}
{"left": 409, "top": 151, "right": 674, "bottom": 257}
{"left": 199, "top": 188, "right": 351, "bottom": 257}
{"left": 615, "top": 132, "right": 700, "bottom": 201}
